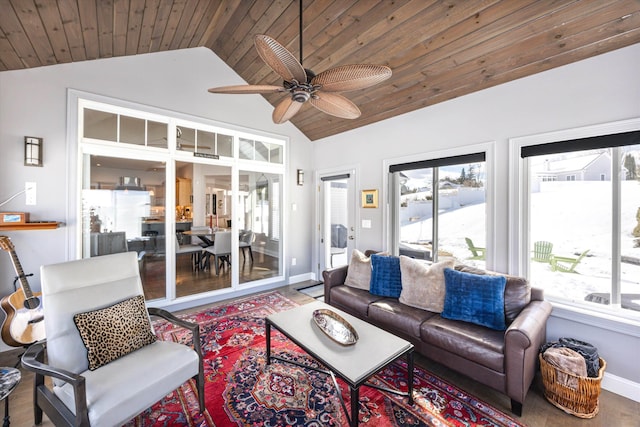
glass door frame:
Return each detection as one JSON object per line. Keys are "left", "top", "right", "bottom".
{"left": 71, "top": 91, "right": 287, "bottom": 307}
{"left": 315, "top": 166, "right": 358, "bottom": 278}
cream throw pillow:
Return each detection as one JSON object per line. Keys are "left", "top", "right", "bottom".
{"left": 399, "top": 256, "right": 455, "bottom": 312}
{"left": 344, "top": 249, "right": 374, "bottom": 290}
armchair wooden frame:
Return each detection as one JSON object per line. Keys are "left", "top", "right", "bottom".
{"left": 21, "top": 307, "right": 205, "bottom": 427}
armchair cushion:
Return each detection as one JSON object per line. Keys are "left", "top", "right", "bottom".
{"left": 54, "top": 340, "right": 199, "bottom": 426}
{"left": 73, "top": 295, "right": 156, "bottom": 370}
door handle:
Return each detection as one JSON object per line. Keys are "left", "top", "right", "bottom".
{"left": 348, "top": 235, "right": 354, "bottom": 240}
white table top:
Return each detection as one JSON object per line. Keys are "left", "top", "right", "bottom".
{"left": 266, "top": 301, "right": 413, "bottom": 385}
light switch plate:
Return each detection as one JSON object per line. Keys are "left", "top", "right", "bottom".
{"left": 25, "top": 182, "right": 36, "bottom": 205}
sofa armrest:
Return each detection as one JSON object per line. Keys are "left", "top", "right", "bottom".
{"left": 322, "top": 266, "right": 348, "bottom": 305}
{"left": 504, "top": 299, "right": 552, "bottom": 405}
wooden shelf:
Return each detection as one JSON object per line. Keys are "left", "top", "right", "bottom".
{"left": 0, "top": 222, "right": 62, "bottom": 231}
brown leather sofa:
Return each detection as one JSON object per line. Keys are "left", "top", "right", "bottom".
{"left": 322, "top": 260, "right": 552, "bottom": 416}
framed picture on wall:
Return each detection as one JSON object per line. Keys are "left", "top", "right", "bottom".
{"left": 361, "top": 189, "right": 378, "bottom": 208}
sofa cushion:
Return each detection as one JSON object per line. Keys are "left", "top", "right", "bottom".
{"left": 442, "top": 268, "right": 506, "bottom": 331}
{"left": 369, "top": 254, "right": 402, "bottom": 298}
{"left": 344, "top": 249, "right": 374, "bottom": 290}
{"left": 399, "top": 256, "right": 455, "bottom": 313}
{"left": 455, "top": 263, "right": 531, "bottom": 324}
{"left": 369, "top": 299, "right": 436, "bottom": 339}
{"left": 329, "top": 285, "right": 385, "bottom": 319}
{"left": 420, "top": 315, "right": 505, "bottom": 372}
{"left": 73, "top": 295, "right": 156, "bottom": 371}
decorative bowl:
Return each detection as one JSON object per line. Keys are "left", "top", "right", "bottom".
{"left": 312, "top": 308, "right": 358, "bottom": 346}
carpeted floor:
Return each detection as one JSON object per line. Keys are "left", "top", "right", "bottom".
{"left": 125, "top": 291, "right": 525, "bottom": 427}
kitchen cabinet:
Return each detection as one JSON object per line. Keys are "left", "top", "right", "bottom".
{"left": 176, "top": 177, "right": 192, "bottom": 207}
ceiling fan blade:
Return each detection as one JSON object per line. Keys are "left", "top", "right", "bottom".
{"left": 254, "top": 34, "right": 307, "bottom": 83}
{"left": 310, "top": 93, "right": 361, "bottom": 119}
{"left": 208, "top": 84, "right": 284, "bottom": 94}
{"left": 272, "top": 97, "right": 304, "bottom": 124}
{"left": 312, "top": 64, "right": 392, "bottom": 92}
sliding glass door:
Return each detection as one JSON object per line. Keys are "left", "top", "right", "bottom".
{"left": 78, "top": 97, "right": 286, "bottom": 304}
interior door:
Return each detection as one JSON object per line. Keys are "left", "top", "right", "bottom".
{"left": 318, "top": 172, "right": 356, "bottom": 278}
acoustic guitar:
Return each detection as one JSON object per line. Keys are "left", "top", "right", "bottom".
{"left": 0, "top": 236, "right": 45, "bottom": 347}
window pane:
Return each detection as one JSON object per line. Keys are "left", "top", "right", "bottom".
{"left": 177, "top": 127, "right": 196, "bottom": 152}
{"left": 84, "top": 109, "right": 117, "bottom": 141}
{"left": 396, "top": 159, "right": 486, "bottom": 267}
{"left": 120, "top": 116, "right": 145, "bottom": 146}
{"left": 239, "top": 138, "right": 253, "bottom": 160}
{"left": 148, "top": 120, "right": 167, "bottom": 148}
{"left": 238, "top": 170, "right": 281, "bottom": 284}
{"left": 255, "top": 141, "right": 269, "bottom": 162}
{"left": 437, "top": 162, "right": 486, "bottom": 268}
{"left": 621, "top": 145, "right": 640, "bottom": 313}
{"left": 197, "top": 130, "right": 216, "bottom": 155}
{"left": 83, "top": 155, "right": 166, "bottom": 300}
{"left": 529, "top": 149, "right": 612, "bottom": 304}
{"left": 270, "top": 144, "right": 283, "bottom": 164}
{"left": 218, "top": 133, "right": 233, "bottom": 157}
{"left": 398, "top": 169, "right": 433, "bottom": 260}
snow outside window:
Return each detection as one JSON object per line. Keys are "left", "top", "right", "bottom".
{"left": 390, "top": 153, "right": 487, "bottom": 268}
{"left": 523, "top": 132, "right": 640, "bottom": 316}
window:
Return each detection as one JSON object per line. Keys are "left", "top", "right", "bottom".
{"left": 389, "top": 152, "right": 487, "bottom": 268}
{"left": 77, "top": 96, "right": 285, "bottom": 302}
{"left": 520, "top": 130, "right": 640, "bottom": 316}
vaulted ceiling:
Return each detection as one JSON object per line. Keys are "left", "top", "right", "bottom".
{"left": 1, "top": 1, "right": 639, "bottom": 141}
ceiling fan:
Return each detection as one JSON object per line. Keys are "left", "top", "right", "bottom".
{"left": 208, "top": 0, "right": 392, "bottom": 124}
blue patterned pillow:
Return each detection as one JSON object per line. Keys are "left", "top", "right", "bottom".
{"left": 442, "top": 268, "right": 507, "bottom": 330}
{"left": 369, "top": 254, "right": 402, "bottom": 298}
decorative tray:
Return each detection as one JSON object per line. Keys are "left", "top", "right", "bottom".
{"left": 312, "top": 308, "right": 358, "bottom": 346}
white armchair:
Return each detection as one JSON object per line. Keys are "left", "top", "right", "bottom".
{"left": 21, "top": 252, "right": 204, "bottom": 427}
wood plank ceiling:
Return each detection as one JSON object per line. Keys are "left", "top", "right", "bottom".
{"left": 1, "top": 0, "right": 639, "bottom": 141}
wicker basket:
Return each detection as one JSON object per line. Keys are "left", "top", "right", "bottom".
{"left": 539, "top": 353, "right": 606, "bottom": 418}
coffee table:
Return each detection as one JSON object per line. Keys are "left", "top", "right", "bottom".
{"left": 265, "top": 301, "right": 414, "bottom": 426}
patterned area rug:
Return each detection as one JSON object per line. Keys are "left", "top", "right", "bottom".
{"left": 124, "top": 291, "right": 526, "bottom": 427}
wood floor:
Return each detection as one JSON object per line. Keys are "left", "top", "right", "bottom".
{"left": 1, "top": 284, "right": 638, "bottom": 427}
{"left": 141, "top": 250, "right": 279, "bottom": 300}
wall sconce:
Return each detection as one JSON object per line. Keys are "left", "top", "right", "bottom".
{"left": 24, "top": 137, "right": 43, "bottom": 167}
{"left": 297, "top": 169, "right": 304, "bottom": 186}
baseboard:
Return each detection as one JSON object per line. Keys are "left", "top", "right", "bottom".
{"left": 602, "top": 372, "right": 640, "bottom": 402}
{"left": 288, "top": 272, "right": 316, "bottom": 284}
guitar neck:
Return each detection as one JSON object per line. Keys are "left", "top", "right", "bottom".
{"left": 7, "top": 249, "right": 34, "bottom": 300}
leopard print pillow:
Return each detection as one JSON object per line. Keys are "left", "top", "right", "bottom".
{"left": 74, "top": 295, "right": 157, "bottom": 371}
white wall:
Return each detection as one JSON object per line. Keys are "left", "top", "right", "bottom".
{"left": 0, "top": 47, "right": 314, "bottom": 345}
{"left": 313, "top": 43, "right": 640, "bottom": 398}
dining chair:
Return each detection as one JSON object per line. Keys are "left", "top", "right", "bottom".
{"left": 239, "top": 230, "right": 254, "bottom": 263}
{"left": 175, "top": 235, "right": 203, "bottom": 270}
{"left": 203, "top": 231, "right": 232, "bottom": 275}
{"left": 190, "top": 226, "right": 213, "bottom": 247}
{"left": 21, "top": 252, "right": 204, "bottom": 427}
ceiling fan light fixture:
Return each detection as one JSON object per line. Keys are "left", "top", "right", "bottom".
{"left": 206, "top": 0, "right": 392, "bottom": 124}
{"left": 292, "top": 90, "right": 310, "bottom": 103}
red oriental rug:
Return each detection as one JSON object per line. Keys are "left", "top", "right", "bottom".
{"left": 124, "top": 291, "right": 526, "bottom": 427}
